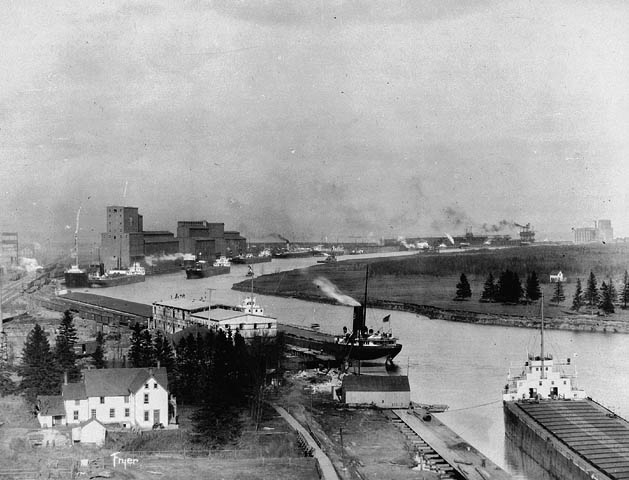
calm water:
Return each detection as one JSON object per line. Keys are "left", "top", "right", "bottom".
{"left": 88, "top": 253, "right": 629, "bottom": 479}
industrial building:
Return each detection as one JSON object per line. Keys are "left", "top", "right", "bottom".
{"left": 574, "top": 220, "right": 614, "bottom": 244}
{"left": 98, "top": 207, "right": 246, "bottom": 271}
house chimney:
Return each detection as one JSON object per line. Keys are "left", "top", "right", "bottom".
{"left": 148, "top": 367, "right": 153, "bottom": 376}
{"left": 157, "top": 360, "right": 161, "bottom": 369}
{"left": 63, "top": 371, "right": 68, "bottom": 385}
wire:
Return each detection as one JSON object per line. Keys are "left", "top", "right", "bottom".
{"left": 445, "top": 400, "right": 502, "bottom": 413}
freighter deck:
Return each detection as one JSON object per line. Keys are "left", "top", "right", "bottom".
{"left": 514, "top": 400, "right": 629, "bottom": 479}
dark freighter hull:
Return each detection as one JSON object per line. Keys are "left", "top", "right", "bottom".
{"left": 185, "top": 266, "right": 230, "bottom": 279}
{"left": 279, "top": 323, "right": 402, "bottom": 363}
{"left": 504, "top": 399, "right": 629, "bottom": 480}
{"left": 89, "top": 275, "right": 145, "bottom": 288}
{"left": 230, "top": 256, "right": 272, "bottom": 265}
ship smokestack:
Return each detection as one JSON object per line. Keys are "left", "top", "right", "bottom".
{"left": 352, "top": 306, "right": 365, "bottom": 335}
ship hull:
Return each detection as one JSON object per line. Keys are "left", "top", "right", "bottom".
{"left": 230, "top": 256, "right": 272, "bottom": 264}
{"left": 65, "top": 271, "right": 89, "bottom": 288}
{"left": 273, "top": 251, "right": 313, "bottom": 259}
{"left": 185, "top": 266, "right": 230, "bottom": 279}
{"left": 89, "top": 275, "right": 145, "bottom": 288}
{"left": 279, "top": 324, "right": 402, "bottom": 362}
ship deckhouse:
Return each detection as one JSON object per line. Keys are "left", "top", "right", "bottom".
{"left": 503, "top": 354, "right": 586, "bottom": 402}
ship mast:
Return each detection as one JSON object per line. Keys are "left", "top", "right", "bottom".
{"left": 363, "top": 265, "right": 369, "bottom": 327}
{"left": 540, "top": 292, "right": 545, "bottom": 379}
{"left": 74, "top": 207, "right": 81, "bottom": 268}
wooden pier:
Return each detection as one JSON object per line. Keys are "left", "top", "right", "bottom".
{"left": 391, "top": 408, "right": 513, "bottom": 480}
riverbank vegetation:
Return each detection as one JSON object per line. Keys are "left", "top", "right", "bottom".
{"left": 234, "top": 244, "right": 629, "bottom": 323}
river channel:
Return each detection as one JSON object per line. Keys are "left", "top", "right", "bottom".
{"left": 90, "top": 252, "right": 629, "bottom": 479}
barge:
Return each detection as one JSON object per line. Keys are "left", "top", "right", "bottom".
{"left": 503, "top": 296, "right": 629, "bottom": 480}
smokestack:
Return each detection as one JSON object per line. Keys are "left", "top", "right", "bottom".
{"left": 352, "top": 306, "right": 365, "bottom": 335}
{"left": 157, "top": 360, "right": 161, "bottom": 369}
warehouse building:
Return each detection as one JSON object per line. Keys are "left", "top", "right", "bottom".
{"left": 339, "top": 375, "right": 411, "bottom": 408}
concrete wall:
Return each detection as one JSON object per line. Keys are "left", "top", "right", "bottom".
{"left": 503, "top": 402, "right": 612, "bottom": 480}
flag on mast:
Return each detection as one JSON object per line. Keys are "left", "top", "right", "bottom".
{"left": 382, "top": 315, "right": 390, "bottom": 323}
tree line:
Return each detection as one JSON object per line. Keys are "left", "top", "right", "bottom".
{"left": 454, "top": 269, "right": 629, "bottom": 315}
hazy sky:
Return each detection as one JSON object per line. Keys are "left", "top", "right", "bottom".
{"left": 2, "top": 0, "right": 628, "bottom": 247}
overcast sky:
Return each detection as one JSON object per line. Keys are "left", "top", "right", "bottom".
{"left": 2, "top": 1, "right": 628, "bottom": 247}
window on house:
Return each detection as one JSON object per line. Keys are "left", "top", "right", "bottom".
{"left": 124, "top": 408, "right": 130, "bottom": 417}
{"left": 100, "top": 397, "right": 105, "bottom": 404}
{"left": 144, "top": 411, "right": 149, "bottom": 422}
{"left": 73, "top": 411, "right": 79, "bottom": 420}
{"left": 145, "top": 383, "right": 149, "bottom": 389}
{"left": 144, "top": 393, "right": 149, "bottom": 404}
{"left": 124, "top": 395, "right": 129, "bottom": 403}
{"left": 109, "top": 408, "right": 115, "bottom": 418}
{"left": 539, "top": 381, "right": 543, "bottom": 386}
{"left": 153, "top": 383, "right": 157, "bottom": 389}
{"left": 91, "top": 409, "right": 96, "bottom": 419}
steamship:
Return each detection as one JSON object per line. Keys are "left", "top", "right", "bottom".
{"left": 89, "top": 262, "right": 146, "bottom": 288}
{"left": 280, "top": 267, "right": 402, "bottom": 364}
{"left": 185, "top": 256, "right": 231, "bottom": 279}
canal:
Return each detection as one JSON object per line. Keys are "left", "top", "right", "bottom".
{"left": 88, "top": 252, "right": 629, "bottom": 479}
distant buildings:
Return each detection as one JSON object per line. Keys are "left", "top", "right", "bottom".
{"left": 98, "top": 206, "right": 246, "bottom": 270}
{"left": 573, "top": 220, "right": 614, "bottom": 244}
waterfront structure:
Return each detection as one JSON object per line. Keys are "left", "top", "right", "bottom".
{"left": 37, "top": 367, "right": 172, "bottom": 430}
{"left": 0, "top": 232, "right": 18, "bottom": 266}
{"left": 339, "top": 375, "right": 410, "bottom": 408}
{"left": 150, "top": 297, "right": 277, "bottom": 339}
{"left": 100, "top": 206, "right": 146, "bottom": 270}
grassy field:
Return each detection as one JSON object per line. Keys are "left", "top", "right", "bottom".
{"left": 235, "top": 244, "right": 629, "bottom": 321}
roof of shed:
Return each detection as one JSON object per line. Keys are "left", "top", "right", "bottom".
{"left": 342, "top": 375, "right": 410, "bottom": 392}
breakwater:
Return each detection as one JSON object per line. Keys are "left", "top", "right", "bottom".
{"left": 232, "top": 285, "right": 629, "bottom": 334}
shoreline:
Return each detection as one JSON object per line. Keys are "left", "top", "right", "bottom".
{"left": 232, "top": 284, "right": 629, "bottom": 334}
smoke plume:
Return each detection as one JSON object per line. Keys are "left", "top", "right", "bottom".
{"left": 144, "top": 253, "right": 184, "bottom": 266}
{"left": 313, "top": 277, "right": 360, "bottom": 306}
{"left": 481, "top": 220, "right": 515, "bottom": 232}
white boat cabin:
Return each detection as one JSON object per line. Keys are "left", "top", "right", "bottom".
{"left": 503, "top": 354, "right": 586, "bottom": 402}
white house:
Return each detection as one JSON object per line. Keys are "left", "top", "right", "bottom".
{"left": 37, "top": 367, "right": 172, "bottom": 431}
{"left": 550, "top": 271, "right": 565, "bottom": 283}
{"left": 72, "top": 418, "right": 107, "bottom": 446}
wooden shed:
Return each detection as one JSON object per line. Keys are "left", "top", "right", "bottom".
{"left": 73, "top": 418, "right": 106, "bottom": 446}
{"left": 340, "top": 375, "right": 410, "bottom": 408}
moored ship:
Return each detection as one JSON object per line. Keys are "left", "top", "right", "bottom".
{"left": 231, "top": 249, "right": 272, "bottom": 264}
{"left": 89, "top": 262, "right": 146, "bottom": 288}
{"left": 185, "top": 256, "right": 231, "bottom": 279}
{"left": 281, "top": 267, "right": 402, "bottom": 364}
{"left": 503, "top": 297, "right": 629, "bottom": 480}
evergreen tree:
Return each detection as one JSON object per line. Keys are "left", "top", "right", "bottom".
{"left": 128, "top": 324, "right": 144, "bottom": 368}
{"left": 139, "top": 329, "right": 155, "bottom": 367}
{"left": 54, "top": 310, "right": 80, "bottom": 382}
{"left": 480, "top": 273, "right": 496, "bottom": 302}
{"left": 19, "top": 324, "right": 59, "bottom": 402}
{"left": 599, "top": 281, "right": 615, "bottom": 314}
{"left": 608, "top": 278, "right": 617, "bottom": 304}
{"left": 455, "top": 273, "right": 472, "bottom": 300}
{"left": 525, "top": 271, "right": 541, "bottom": 302}
{"left": 154, "top": 330, "right": 175, "bottom": 372}
{"left": 0, "top": 370, "right": 15, "bottom": 396}
{"left": 585, "top": 271, "right": 599, "bottom": 309}
{"left": 496, "top": 270, "right": 523, "bottom": 304}
{"left": 550, "top": 280, "right": 565, "bottom": 304}
{"left": 622, "top": 270, "right": 629, "bottom": 309}
{"left": 571, "top": 278, "right": 583, "bottom": 311}
{"left": 92, "top": 331, "right": 106, "bottom": 369}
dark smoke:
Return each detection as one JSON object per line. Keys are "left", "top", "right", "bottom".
{"left": 481, "top": 220, "right": 515, "bottom": 232}
{"left": 269, "top": 233, "right": 290, "bottom": 243}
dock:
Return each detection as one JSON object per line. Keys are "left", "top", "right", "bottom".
{"left": 391, "top": 408, "right": 513, "bottom": 480}
{"left": 506, "top": 399, "right": 629, "bottom": 480}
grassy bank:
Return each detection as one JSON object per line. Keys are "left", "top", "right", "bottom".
{"left": 234, "top": 245, "right": 629, "bottom": 331}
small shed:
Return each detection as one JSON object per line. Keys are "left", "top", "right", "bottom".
{"left": 550, "top": 271, "right": 565, "bottom": 283}
{"left": 36, "top": 395, "right": 66, "bottom": 428}
{"left": 75, "top": 419, "right": 106, "bottom": 446}
{"left": 339, "top": 375, "right": 411, "bottom": 408}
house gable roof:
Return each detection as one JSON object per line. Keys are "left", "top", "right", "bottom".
{"left": 342, "top": 375, "right": 410, "bottom": 392}
{"left": 62, "top": 382, "right": 86, "bottom": 400}
{"left": 37, "top": 395, "right": 65, "bottom": 416}
{"left": 82, "top": 367, "right": 168, "bottom": 397}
